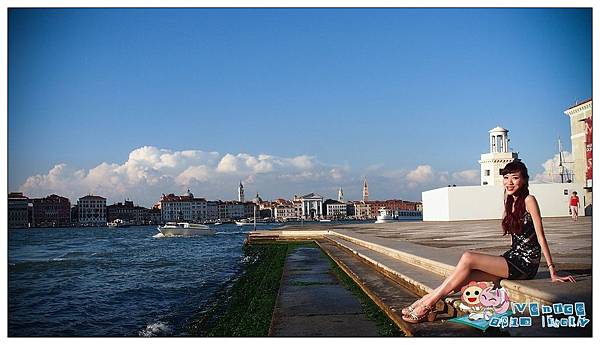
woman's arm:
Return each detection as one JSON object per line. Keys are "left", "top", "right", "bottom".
{"left": 525, "top": 195, "right": 575, "bottom": 283}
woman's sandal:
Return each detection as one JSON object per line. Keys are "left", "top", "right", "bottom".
{"left": 401, "top": 304, "right": 438, "bottom": 324}
{"left": 401, "top": 299, "right": 422, "bottom": 315}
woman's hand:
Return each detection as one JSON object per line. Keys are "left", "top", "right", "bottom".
{"left": 551, "top": 273, "right": 576, "bottom": 283}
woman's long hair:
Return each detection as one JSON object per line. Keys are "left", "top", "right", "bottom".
{"left": 501, "top": 160, "right": 530, "bottom": 236}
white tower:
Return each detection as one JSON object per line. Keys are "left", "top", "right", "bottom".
{"left": 238, "top": 181, "right": 245, "bottom": 202}
{"left": 362, "top": 178, "right": 369, "bottom": 202}
{"left": 338, "top": 187, "right": 344, "bottom": 202}
{"left": 479, "top": 126, "right": 518, "bottom": 186}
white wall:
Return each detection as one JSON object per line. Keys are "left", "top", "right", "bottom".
{"left": 423, "top": 183, "right": 586, "bottom": 221}
{"left": 421, "top": 187, "right": 450, "bottom": 221}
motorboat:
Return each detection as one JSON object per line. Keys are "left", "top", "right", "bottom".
{"left": 157, "top": 222, "right": 215, "bottom": 236}
{"left": 235, "top": 218, "right": 271, "bottom": 226}
{"left": 107, "top": 219, "right": 130, "bottom": 228}
{"left": 375, "top": 208, "right": 423, "bottom": 223}
{"left": 319, "top": 219, "right": 332, "bottom": 223}
{"left": 235, "top": 220, "right": 253, "bottom": 226}
{"left": 375, "top": 208, "right": 395, "bottom": 224}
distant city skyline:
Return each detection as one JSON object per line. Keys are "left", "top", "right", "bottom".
{"left": 8, "top": 8, "right": 592, "bottom": 207}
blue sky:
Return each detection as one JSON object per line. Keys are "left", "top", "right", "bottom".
{"left": 8, "top": 8, "right": 592, "bottom": 207}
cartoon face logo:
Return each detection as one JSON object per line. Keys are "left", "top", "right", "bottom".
{"left": 480, "top": 287, "right": 510, "bottom": 314}
{"left": 460, "top": 281, "right": 491, "bottom": 307}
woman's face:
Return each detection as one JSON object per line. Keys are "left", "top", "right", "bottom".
{"left": 503, "top": 171, "right": 525, "bottom": 196}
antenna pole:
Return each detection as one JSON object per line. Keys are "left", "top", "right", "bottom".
{"left": 558, "top": 137, "right": 565, "bottom": 183}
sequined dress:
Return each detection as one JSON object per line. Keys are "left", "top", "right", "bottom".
{"left": 501, "top": 211, "right": 541, "bottom": 279}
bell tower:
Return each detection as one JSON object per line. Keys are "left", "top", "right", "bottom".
{"left": 238, "top": 181, "right": 245, "bottom": 202}
{"left": 479, "top": 126, "right": 518, "bottom": 186}
{"left": 362, "top": 178, "right": 369, "bottom": 202}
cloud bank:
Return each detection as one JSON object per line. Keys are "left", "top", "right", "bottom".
{"left": 533, "top": 151, "right": 575, "bottom": 183}
{"left": 19, "top": 146, "right": 482, "bottom": 207}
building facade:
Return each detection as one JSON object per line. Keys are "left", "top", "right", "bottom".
{"left": 148, "top": 205, "right": 162, "bottom": 224}
{"left": 353, "top": 201, "right": 370, "bottom": 219}
{"left": 107, "top": 200, "right": 150, "bottom": 225}
{"left": 32, "top": 194, "right": 71, "bottom": 227}
{"left": 77, "top": 195, "right": 107, "bottom": 226}
{"left": 297, "top": 193, "right": 324, "bottom": 219}
{"left": 8, "top": 192, "right": 30, "bottom": 228}
{"left": 214, "top": 201, "right": 256, "bottom": 220}
{"left": 564, "top": 99, "right": 592, "bottom": 213}
{"left": 367, "top": 199, "right": 420, "bottom": 216}
{"left": 206, "top": 201, "right": 219, "bottom": 221}
{"left": 324, "top": 199, "right": 347, "bottom": 219}
{"left": 274, "top": 204, "right": 297, "bottom": 220}
{"left": 160, "top": 190, "right": 207, "bottom": 222}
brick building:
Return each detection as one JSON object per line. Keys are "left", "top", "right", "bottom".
{"left": 107, "top": 200, "right": 150, "bottom": 225}
{"left": 32, "top": 194, "right": 71, "bottom": 227}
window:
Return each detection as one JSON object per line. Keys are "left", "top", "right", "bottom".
{"left": 483, "top": 182, "right": 488, "bottom": 185}
{"left": 484, "top": 170, "right": 490, "bottom": 176}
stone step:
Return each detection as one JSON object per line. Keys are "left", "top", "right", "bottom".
{"left": 316, "top": 239, "right": 486, "bottom": 336}
{"left": 328, "top": 231, "right": 460, "bottom": 277}
{"left": 327, "top": 231, "right": 592, "bottom": 306}
{"left": 324, "top": 234, "right": 463, "bottom": 315}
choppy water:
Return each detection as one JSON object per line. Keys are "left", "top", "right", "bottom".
{"left": 8, "top": 223, "right": 280, "bottom": 336}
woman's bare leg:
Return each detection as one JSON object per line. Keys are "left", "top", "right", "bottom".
{"left": 404, "top": 269, "right": 502, "bottom": 315}
{"left": 410, "top": 252, "right": 509, "bottom": 315}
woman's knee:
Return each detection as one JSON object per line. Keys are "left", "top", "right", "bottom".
{"left": 459, "top": 251, "right": 476, "bottom": 267}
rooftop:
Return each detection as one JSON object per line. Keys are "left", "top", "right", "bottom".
{"left": 565, "top": 98, "right": 592, "bottom": 111}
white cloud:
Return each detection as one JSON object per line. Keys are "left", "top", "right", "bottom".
{"left": 451, "top": 169, "right": 480, "bottom": 185}
{"left": 406, "top": 165, "right": 434, "bottom": 187}
{"left": 176, "top": 165, "right": 211, "bottom": 185}
{"left": 216, "top": 154, "right": 239, "bottom": 173}
{"left": 534, "top": 151, "right": 574, "bottom": 183}
{"left": 19, "top": 146, "right": 488, "bottom": 206}
{"left": 19, "top": 146, "right": 337, "bottom": 206}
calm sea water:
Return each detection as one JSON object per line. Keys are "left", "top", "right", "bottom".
{"left": 8, "top": 223, "right": 281, "bottom": 336}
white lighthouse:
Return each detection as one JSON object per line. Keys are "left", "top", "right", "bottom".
{"left": 478, "top": 126, "right": 519, "bottom": 186}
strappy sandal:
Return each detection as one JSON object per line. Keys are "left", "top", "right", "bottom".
{"left": 401, "top": 299, "right": 422, "bottom": 315}
{"left": 402, "top": 304, "right": 437, "bottom": 324}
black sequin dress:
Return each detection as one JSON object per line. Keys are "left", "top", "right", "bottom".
{"left": 501, "top": 211, "right": 541, "bottom": 279}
